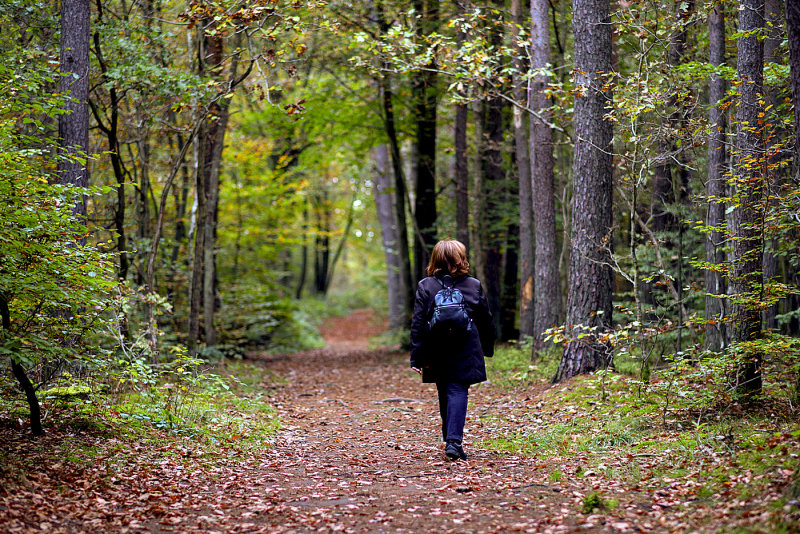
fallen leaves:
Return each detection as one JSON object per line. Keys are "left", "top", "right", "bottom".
{"left": 1, "top": 311, "right": 799, "bottom": 532}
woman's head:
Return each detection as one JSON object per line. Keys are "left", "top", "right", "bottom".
{"left": 427, "top": 240, "right": 470, "bottom": 278}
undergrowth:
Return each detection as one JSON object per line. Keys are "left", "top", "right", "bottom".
{"left": 0, "top": 355, "right": 281, "bottom": 453}
{"left": 480, "top": 345, "right": 800, "bottom": 528}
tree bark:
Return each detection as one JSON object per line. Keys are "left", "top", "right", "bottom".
{"left": 380, "top": 81, "right": 414, "bottom": 323}
{"left": 705, "top": 1, "right": 727, "bottom": 351}
{"left": 375, "top": 1, "right": 414, "bottom": 326}
{"left": 484, "top": 94, "right": 505, "bottom": 340}
{"left": 58, "top": 0, "right": 90, "bottom": 228}
{"left": 454, "top": 0, "right": 470, "bottom": 252}
{"left": 502, "top": 192, "right": 520, "bottom": 341}
{"left": 1, "top": 296, "right": 42, "bottom": 436}
{"left": 787, "top": 0, "right": 800, "bottom": 146}
{"left": 531, "top": 0, "right": 561, "bottom": 349}
{"left": 412, "top": 0, "right": 438, "bottom": 279}
{"left": 762, "top": 0, "right": 783, "bottom": 331}
{"left": 513, "top": 0, "right": 534, "bottom": 340}
{"left": 483, "top": 0, "right": 506, "bottom": 339}
{"left": 201, "top": 31, "right": 225, "bottom": 348}
{"left": 471, "top": 100, "right": 487, "bottom": 284}
{"left": 372, "top": 144, "right": 405, "bottom": 330}
{"left": 731, "top": 0, "right": 765, "bottom": 396}
{"left": 296, "top": 203, "right": 309, "bottom": 300}
{"left": 555, "top": 0, "right": 614, "bottom": 382}
{"left": 455, "top": 103, "right": 470, "bottom": 250}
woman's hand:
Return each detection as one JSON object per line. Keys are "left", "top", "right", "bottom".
{"left": 411, "top": 367, "right": 422, "bottom": 375}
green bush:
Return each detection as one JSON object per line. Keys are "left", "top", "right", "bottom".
{"left": 215, "top": 283, "right": 324, "bottom": 354}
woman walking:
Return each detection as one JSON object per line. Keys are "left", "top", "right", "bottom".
{"left": 410, "top": 240, "right": 495, "bottom": 461}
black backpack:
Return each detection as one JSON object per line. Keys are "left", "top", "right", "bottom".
{"left": 428, "top": 275, "right": 473, "bottom": 337}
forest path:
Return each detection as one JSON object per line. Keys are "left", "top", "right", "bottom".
{"left": 0, "top": 310, "right": 686, "bottom": 534}
{"left": 217, "top": 310, "right": 610, "bottom": 533}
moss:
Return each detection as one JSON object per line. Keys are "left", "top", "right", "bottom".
{"left": 40, "top": 385, "right": 92, "bottom": 399}
{"left": 582, "top": 492, "right": 609, "bottom": 513}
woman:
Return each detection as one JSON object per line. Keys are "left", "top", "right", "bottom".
{"left": 410, "top": 240, "right": 495, "bottom": 461}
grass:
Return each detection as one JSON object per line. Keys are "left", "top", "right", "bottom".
{"left": 485, "top": 340, "right": 561, "bottom": 387}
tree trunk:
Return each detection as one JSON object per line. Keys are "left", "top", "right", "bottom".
{"left": 647, "top": 0, "right": 693, "bottom": 339}
{"left": 787, "top": 0, "right": 800, "bottom": 146}
{"left": 372, "top": 144, "right": 405, "bottom": 330}
{"left": 57, "top": 0, "right": 90, "bottom": 227}
{"left": 705, "top": 1, "right": 727, "bottom": 351}
{"left": 374, "top": 1, "right": 413, "bottom": 325}
{"left": 555, "top": 0, "right": 614, "bottom": 382}
{"left": 531, "top": 0, "right": 561, "bottom": 349}
{"left": 314, "top": 189, "right": 331, "bottom": 294}
{"left": 167, "top": 123, "right": 191, "bottom": 308}
{"left": 296, "top": 203, "right": 308, "bottom": 300}
{"left": 455, "top": 103, "right": 470, "bottom": 250}
{"left": 187, "top": 75, "right": 207, "bottom": 356}
{"left": 454, "top": 1, "right": 470, "bottom": 251}
{"left": 483, "top": 0, "right": 506, "bottom": 339}
{"left": 201, "top": 33, "right": 223, "bottom": 348}
{"left": 1, "top": 296, "right": 42, "bottom": 436}
{"left": 731, "top": 0, "right": 765, "bottom": 396}
{"left": 502, "top": 197, "right": 520, "bottom": 341}
{"left": 412, "top": 0, "right": 438, "bottom": 279}
{"left": 136, "top": 124, "right": 151, "bottom": 255}
{"left": 471, "top": 100, "right": 487, "bottom": 284}
{"left": 379, "top": 78, "right": 414, "bottom": 324}
{"left": 484, "top": 96, "right": 505, "bottom": 340}
{"left": 513, "top": 0, "right": 534, "bottom": 340}
{"left": 763, "top": 0, "right": 783, "bottom": 331}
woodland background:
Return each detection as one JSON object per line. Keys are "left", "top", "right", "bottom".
{"left": 0, "top": 0, "right": 800, "bottom": 494}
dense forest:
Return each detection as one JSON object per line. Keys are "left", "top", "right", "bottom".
{"left": 1, "top": 0, "right": 800, "bottom": 530}
{"left": 4, "top": 0, "right": 799, "bottom": 412}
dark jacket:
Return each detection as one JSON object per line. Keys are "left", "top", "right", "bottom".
{"left": 409, "top": 275, "right": 495, "bottom": 384}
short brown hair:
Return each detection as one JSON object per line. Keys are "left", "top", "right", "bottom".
{"left": 426, "top": 240, "right": 470, "bottom": 278}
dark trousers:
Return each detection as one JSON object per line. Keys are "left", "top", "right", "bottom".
{"left": 436, "top": 381, "right": 469, "bottom": 443}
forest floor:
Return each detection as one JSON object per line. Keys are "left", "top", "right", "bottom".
{"left": 1, "top": 309, "right": 799, "bottom": 533}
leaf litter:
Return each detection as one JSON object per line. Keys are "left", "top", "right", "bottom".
{"left": 1, "top": 309, "right": 798, "bottom": 532}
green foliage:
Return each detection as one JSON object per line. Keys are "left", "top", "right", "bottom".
{"left": 104, "top": 348, "right": 279, "bottom": 446}
{"left": 216, "top": 283, "right": 324, "bottom": 354}
{"left": 582, "top": 492, "right": 614, "bottom": 514}
{"left": 0, "top": 36, "right": 117, "bottom": 379}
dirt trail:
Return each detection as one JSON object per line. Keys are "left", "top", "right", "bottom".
{"left": 231, "top": 311, "right": 597, "bottom": 533}
{"left": 0, "top": 310, "right": 666, "bottom": 533}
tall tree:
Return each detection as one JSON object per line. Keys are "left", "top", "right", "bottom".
{"left": 762, "top": 0, "right": 783, "bottom": 331}
{"left": 412, "top": 0, "right": 439, "bottom": 279}
{"left": 731, "top": 0, "right": 765, "bottom": 395}
{"left": 482, "top": 2, "right": 506, "bottom": 338}
{"left": 454, "top": 0, "right": 470, "bottom": 252}
{"left": 512, "top": 0, "right": 534, "bottom": 339}
{"left": 530, "top": 0, "right": 560, "bottom": 348}
{"left": 471, "top": 100, "right": 487, "bottom": 283}
{"left": 789, "top": 0, "right": 800, "bottom": 145}
{"left": 372, "top": 144, "right": 405, "bottom": 329}
{"left": 58, "top": 0, "right": 91, "bottom": 225}
{"left": 554, "top": 0, "right": 613, "bottom": 382}
{"left": 375, "top": 0, "right": 414, "bottom": 325}
{"left": 704, "top": 0, "right": 727, "bottom": 351}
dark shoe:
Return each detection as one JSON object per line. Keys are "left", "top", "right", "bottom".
{"left": 445, "top": 441, "right": 467, "bottom": 461}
